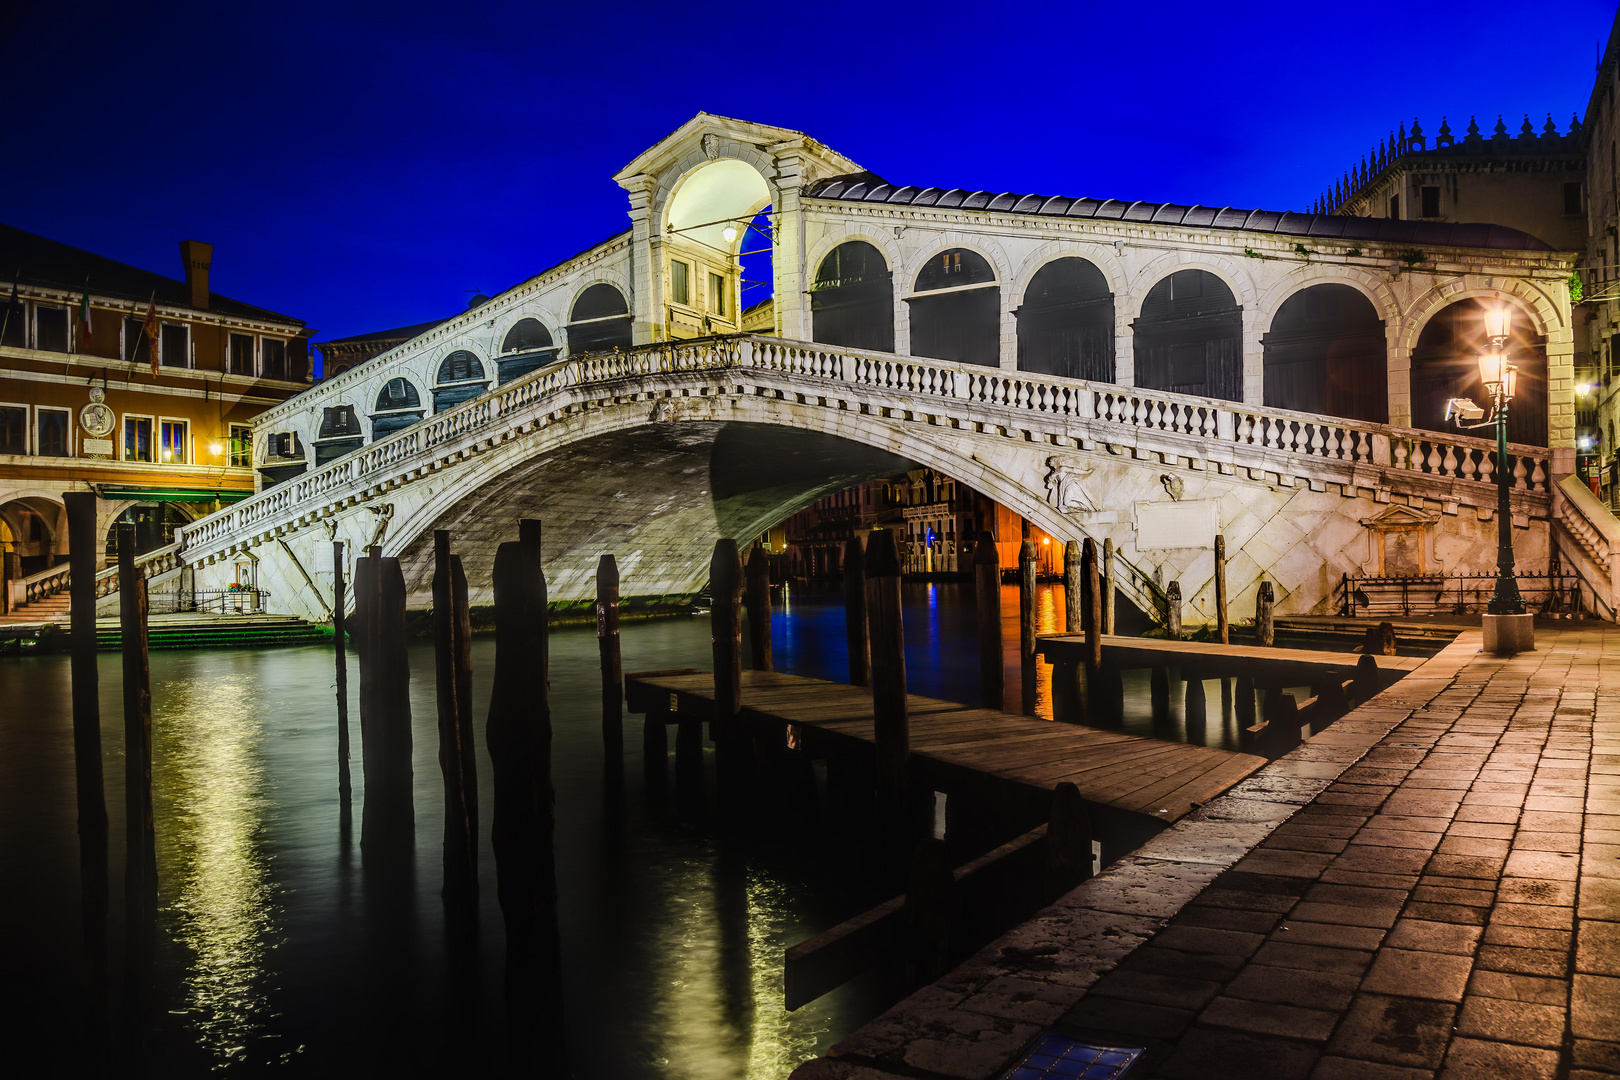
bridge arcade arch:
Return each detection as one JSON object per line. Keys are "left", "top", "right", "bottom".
{"left": 1262, "top": 284, "right": 1388, "bottom": 424}
{"left": 566, "top": 283, "right": 633, "bottom": 353}
{"left": 908, "top": 246, "right": 1001, "bottom": 367}
{"left": 810, "top": 240, "right": 894, "bottom": 353}
{"left": 1132, "top": 269, "right": 1244, "bottom": 401}
{"left": 1015, "top": 256, "right": 1115, "bottom": 382}
{"left": 1410, "top": 295, "right": 1549, "bottom": 446}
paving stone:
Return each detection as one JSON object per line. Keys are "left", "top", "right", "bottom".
{"left": 1497, "top": 878, "right": 1575, "bottom": 906}
{"left": 1326, "top": 994, "right": 1456, "bottom": 1069}
{"left": 1119, "top": 943, "right": 1248, "bottom": 983}
{"left": 1464, "top": 969, "right": 1570, "bottom": 1006}
{"left": 1304, "top": 883, "right": 1409, "bottom": 908}
{"left": 1232, "top": 849, "right": 1337, "bottom": 879}
{"left": 1519, "top": 810, "right": 1584, "bottom": 831}
{"left": 1572, "top": 973, "right": 1620, "bottom": 1041}
{"left": 1403, "top": 901, "right": 1489, "bottom": 926}
{"left": 1318, "top": 869, "right": 1420, "bottom": 891}
{"left": 1454, "top": 995, "right": 1566, "bottom": 1049}
{"left": 1452, "top": 804, "right": 1520, "bottom": 824}
{"left": 1425, "top": 854, "right": 1506, "bottom": 879}
{"left": 1352, "top": 829, "right": 1443, "bottom": 851}
{"left": 1156, "top": 1026, "right": 1321, "bottom": 1080}
{"left": 1308, "top": 1056, "right": 1436, "bottom": 1080}
{"left": 1474, "top": 944, "right": 1571, "bottom": 978}
{"left": 1360, "top": 948, "right": 1473, "bottom": 1001}
{"left": 1480, "top": 923, "right": 1572, "bottom": 950}
{"left": 1383, "top": 919, "right": 1482, "bottom": 956}
{"left": 1087, "top": 968, "right": 1223, "bottom": 1011}
{"left": 1437, "top": 1037, "right": 1559, "bottom": 1080}
{"left": 1288, "top": 902, "right": 1402, "bottom": 929}
{"left": 1225, "top": 965, "right": 1361, "bottom": 1011}
{"left": 1513, "top": 831, "right": 1582, "bottom": 852}
{"left": 1199, "top": 996, "right": 1340, "bottom": 1041}
{"left": 1504, "top": 848, "right": 1581, "bottom": 881}
{"left": 1488, "top": 902, "right": 1573, "bottom": 929}
{"left": 955, "top": 976, "right": 1086, "bottom": 1026}
{"left": 1571, "top": 1037, "right": 1620, "bottom": 1073}
{"left": 1577, "top": 919, "right": 1620, "bottom": 976}
{"left": 1269, "top": 921, "right": 1387, "bottom": 951}
{"left": 1410, "top": 884, "right": 1494, "bottom": 907}
{"left": 1059, "top": 993, "right": 1194, "bottom": 1040}
{"left": 1175, "top": 905, "right": 1282, "bottom": 935}
{"left": 1252, "top": 941, "right": 1374, "bottom": 976}
{"left": 1151, "top": 924, "right": 1266, "bottom": 959}
{"left": 1580, "top": 878, "right": 1620, "bottom": 920}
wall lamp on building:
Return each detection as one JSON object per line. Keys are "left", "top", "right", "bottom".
{"left": 1446, "top": 305, "right": 1525, "bottom": 615}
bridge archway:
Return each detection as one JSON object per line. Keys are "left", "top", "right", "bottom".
{"left": 662, "top": 158, "right": 772, "bottom": 334}
{"left": 811, "top": 240, "right": 894, "bottom": 352}
{"left": 567, "top": 283, "right": 633, "bottom": 353}
{"left": 497, "top": 318, "right": 558, "bottom": 384}
{"left": 1262, "top": 284, "right": 1387, "bottom": 423}
{"left": 0, "top": 495, "right": 64, "bottom": 574}
{"left": 908, "top": 247, "right": 1000, "bottom": 366}
{"left": 1015, "top": 256, "right": 1115, "bottom": 381}
{"left": 1410, "top": 296, "right": 1548, "bottom": 446}
{"left": 1133, "top": 269, "right": 1243, "bottom": 401}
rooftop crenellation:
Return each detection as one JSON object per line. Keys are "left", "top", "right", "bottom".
{"left": 1316, "top": 112, "right": 1584, "bottom": 215}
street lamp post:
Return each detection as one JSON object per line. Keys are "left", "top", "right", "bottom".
{"left": 1447, "top": 306, "right": 1526, "bottom": 618}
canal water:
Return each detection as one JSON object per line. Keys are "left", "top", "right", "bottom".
{"left": 0, "top": 582, "right": 1282, "bottom": 1076}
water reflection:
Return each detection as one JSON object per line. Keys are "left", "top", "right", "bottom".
{"left": 151, "top": 663, "right": 279, "bottom": 1068}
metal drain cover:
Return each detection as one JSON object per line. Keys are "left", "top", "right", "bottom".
{"left": 999, "top": 1032, "right": 1144, "bottom": 1079}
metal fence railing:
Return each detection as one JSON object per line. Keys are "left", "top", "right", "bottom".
{"left": 147, "top": 587, "right": 269, "bottom": 615}
{"left": 1337, "top": 570, "right": 1582, "bottom": 618}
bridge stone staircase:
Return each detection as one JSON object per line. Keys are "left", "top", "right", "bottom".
{"left": 173, "top": 334, "right": 1584, "bottom": 623}
{"left": 2, "top": 543, "right": 182, "bottom": 624}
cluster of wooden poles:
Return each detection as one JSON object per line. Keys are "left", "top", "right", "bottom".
{"left": 58, "top": 492, "right": 157, "bottom": 1062}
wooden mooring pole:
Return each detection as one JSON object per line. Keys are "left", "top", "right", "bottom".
{"left": 974, "top": 532, "right": 1002, "bottom": 711}
{"left": 359, "top": 546, "right": 414, "bottom": 852}
{"left": 1214, "top": 534, "right": 1229, "bottom": 645}
{"left": 597, "top": 555, "right": 623, "bottom": 762}
{"left": 433, "top": 531, "right": 476, "bottom": 901}
{"left": 711, "top": 540, "right": 746, "bottom": 813}
{"left": 117, "top": 524, "right": 156, "bottom": 905}
{"left": 63, "top": 491, "right": 108, "bottom": 1007}
{"left": 1165, "top": 580, "right": 1183, "bottom": 641}
{"left": 1101, "top": 538, "right": 1115, "bottom": 635}
{"left": 1255, "top": 580, "right": 1275, "bottom": 647}
{"left": 486, "top": 519, "right": 569, "bottom": 1074}
{"left": 333, "top": 541, "right": 351, "bottom": 802}
{"left": 1044, "top": 781, "right": 1092, "bottom": 900}
{"left": 844, "top": 535, "right": 869, "bottom": 687}
{"left": 1063, "top": 540, "right": 1082, "bottom": 634}
{"left": 865, "top": 530, "right": 910, "bottom": 838}
{"left": 745, "top": 545, "right": 772, "bottom": 672}
{"left": 1018, "top": 539, "right": 1037, "bottom": 716}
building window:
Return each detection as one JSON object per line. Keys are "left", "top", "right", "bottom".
{"left": 0, "top": 405, "right": 24, "bottom": 453}
{"left": 1420, "top": 186, "right": 1440, "bottom": 218}
{"left": 1388, "top": 194, "right": 1400, "bottom": 219}
{"left": 123, "top": 317, "right": 152, "bottom": 366}
{"left": 1, "top": 305, "right": 23, "bottom": 348}
{"left": 671, "top": 260, "right": 690, "bottom": 306}
{"left": 34, "top": 306, "right": 68, "bottom": 353}
{"left": 160, "top": 323, "right": 189, "bottom": 368}
{"left": 36, "top": 408, "right": 69, "bottom": 456}
{"left": 709, "top": 272, "right": 727, "bottom": 317}
{"left": 318, "top": 405, "right": 361, "bottom": 438}
{"left": 261, "top": 338, "right": 288, "bottom": 380}
{"left": 229, "top": 424, "right": 252, "bottom": 467}
{"left": 1565, "top": 181, "right": 1584, "bottom": 215}
{"left": 228, "top": 333, "right": 255, "bottom": 375}
{"left": 159, "top": 419, "right": 187, "bottom": 463}
{"left": 124, "top": 416, "right": 153, "bottom": 462}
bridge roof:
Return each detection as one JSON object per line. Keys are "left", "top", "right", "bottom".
{"left": 802, "top": 177, "right": 1554, "bottom": 252}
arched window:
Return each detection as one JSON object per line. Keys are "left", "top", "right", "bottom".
{"left": 432, "top": 350, "right": 489, "bottom": 412}
{"left": 497, "top": 318, "right": 558, "bottom": 384}
{"left": 258, "top": 432, "right": 306, "bottom": 489}
{"left": 566, "top": 284, "right": 632, "bottom": 353}
{"left": 1016, "top": 258, "right": 1114, "bottom": 381}
{"left": 314, "top": 405, "right": 363, "bottom": 464}
{"left": 811, "top": 241, "right": 894, "bottom": 352}
{"left": 1411, "top": 299, "right": 1547, "bottom": 446}
{"left": 909, "top": 248, "right": 999, "bottom": 366}
{"left": 1132, "top": 270, "right": 1242, "bottom": 401}
{"left": 502, "top": 318, "right": 554, "bottom": 353}
{"left": 1262, "top": 285, "right": 1387, "bottom": 423}
{"left": 371, "top": 377, "right": 424, "bottom": 439}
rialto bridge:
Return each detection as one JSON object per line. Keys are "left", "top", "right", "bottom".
{"left": 157, "top": 114, "right": 1619, "bottom": 624}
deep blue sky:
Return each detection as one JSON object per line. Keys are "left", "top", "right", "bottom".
{"left": 2, "top": 1, "right": 1614, "bottom": 366}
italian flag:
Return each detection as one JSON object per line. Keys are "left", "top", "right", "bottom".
{"left": 78, "top": 287, "right": 91, "bottom": 349}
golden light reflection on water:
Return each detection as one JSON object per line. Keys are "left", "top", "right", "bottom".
{"left": 152, "top": 671, "right": 279, "bottom": 1069}
{"left": 646, "top": 857, "right": 832, "bottom": 1079}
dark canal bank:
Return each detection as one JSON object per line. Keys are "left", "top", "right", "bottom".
{"left": 0, "top": 582, "right": 1390, "bottom": 1076}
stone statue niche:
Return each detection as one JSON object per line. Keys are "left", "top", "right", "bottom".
{"left": 1360, "top": 504, "right": 1440, "bottom": 577}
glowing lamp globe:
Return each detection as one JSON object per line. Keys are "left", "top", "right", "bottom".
{"left": 1483, "top": 307, "right": 1512, "bottom": 342}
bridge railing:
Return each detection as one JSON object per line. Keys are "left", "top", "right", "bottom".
{"left": 11, "top": 542, "right": 183, "bottom": 610}
{"left": 177, "top": 333, "right": 1556, "bottom": 559}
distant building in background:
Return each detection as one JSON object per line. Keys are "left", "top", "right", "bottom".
{"left": 1583, "top": 14, "right": 1620, "bottom": 507}
{"left": 0, "top": 224, "right": 311, "bottom": 595}
{"left": 316, "top": 318, "right": 447, "bottom": 379}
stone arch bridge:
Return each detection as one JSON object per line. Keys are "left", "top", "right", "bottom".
{"left": 160, "top": 113, "right": 1617, "bottom": 623}
{"left": 178, "top": 335, "right": 1589, "bottom": 625}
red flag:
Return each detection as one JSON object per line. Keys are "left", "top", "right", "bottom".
{"left": 141, "top": 297, "right": 160, "bottom": 378}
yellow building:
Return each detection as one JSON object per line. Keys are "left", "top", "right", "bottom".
{"left": 0, "top": 224, "right": 311, "bottom": 594}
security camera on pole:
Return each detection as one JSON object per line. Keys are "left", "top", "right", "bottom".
{"left": 1447, "top": 306, "right": 1534, "bottom": 655}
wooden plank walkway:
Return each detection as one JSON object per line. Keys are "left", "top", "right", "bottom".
{"left": 1038, "top": 632, "right": 1425, "bottom": 684}
{"left": 625, "top": 669, "right": 1267, "bottom": 824}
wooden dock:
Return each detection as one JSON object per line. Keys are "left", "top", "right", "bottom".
{"left": 624, "top": 668, "right": 1266, "bottom": 825}
{"left": 1037, "top": 632, "right": 1425, "bottom": 685}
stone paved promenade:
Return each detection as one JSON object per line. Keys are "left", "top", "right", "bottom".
{"left": 795, "top": 627, "right": 1620, "bottom": 1080}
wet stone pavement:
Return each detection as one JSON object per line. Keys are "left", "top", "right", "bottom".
{"left": 793, "top": 627, "right": 1620, "bottom": 1080}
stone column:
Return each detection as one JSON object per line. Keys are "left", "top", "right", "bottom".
{"left": 772, "top": 152, "right": 809, "bottom": 342}
{"left": 1546, "top": 322, "right": 1577, "bottom": 454}
{"left": 1000, "top": 287, "right": 1018, "bottom": 371}
{"left": 1114, "top": 303, "right": 1135, "bottom": 387}
{"left": 1386, "top": 320, "right": 1412, "bottom": 429}
{"left": 1241, "top": 306, "right": 1266, "bottom": 405}
{"left": 619, "top": 174, "right": 661, "bottom": 345}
